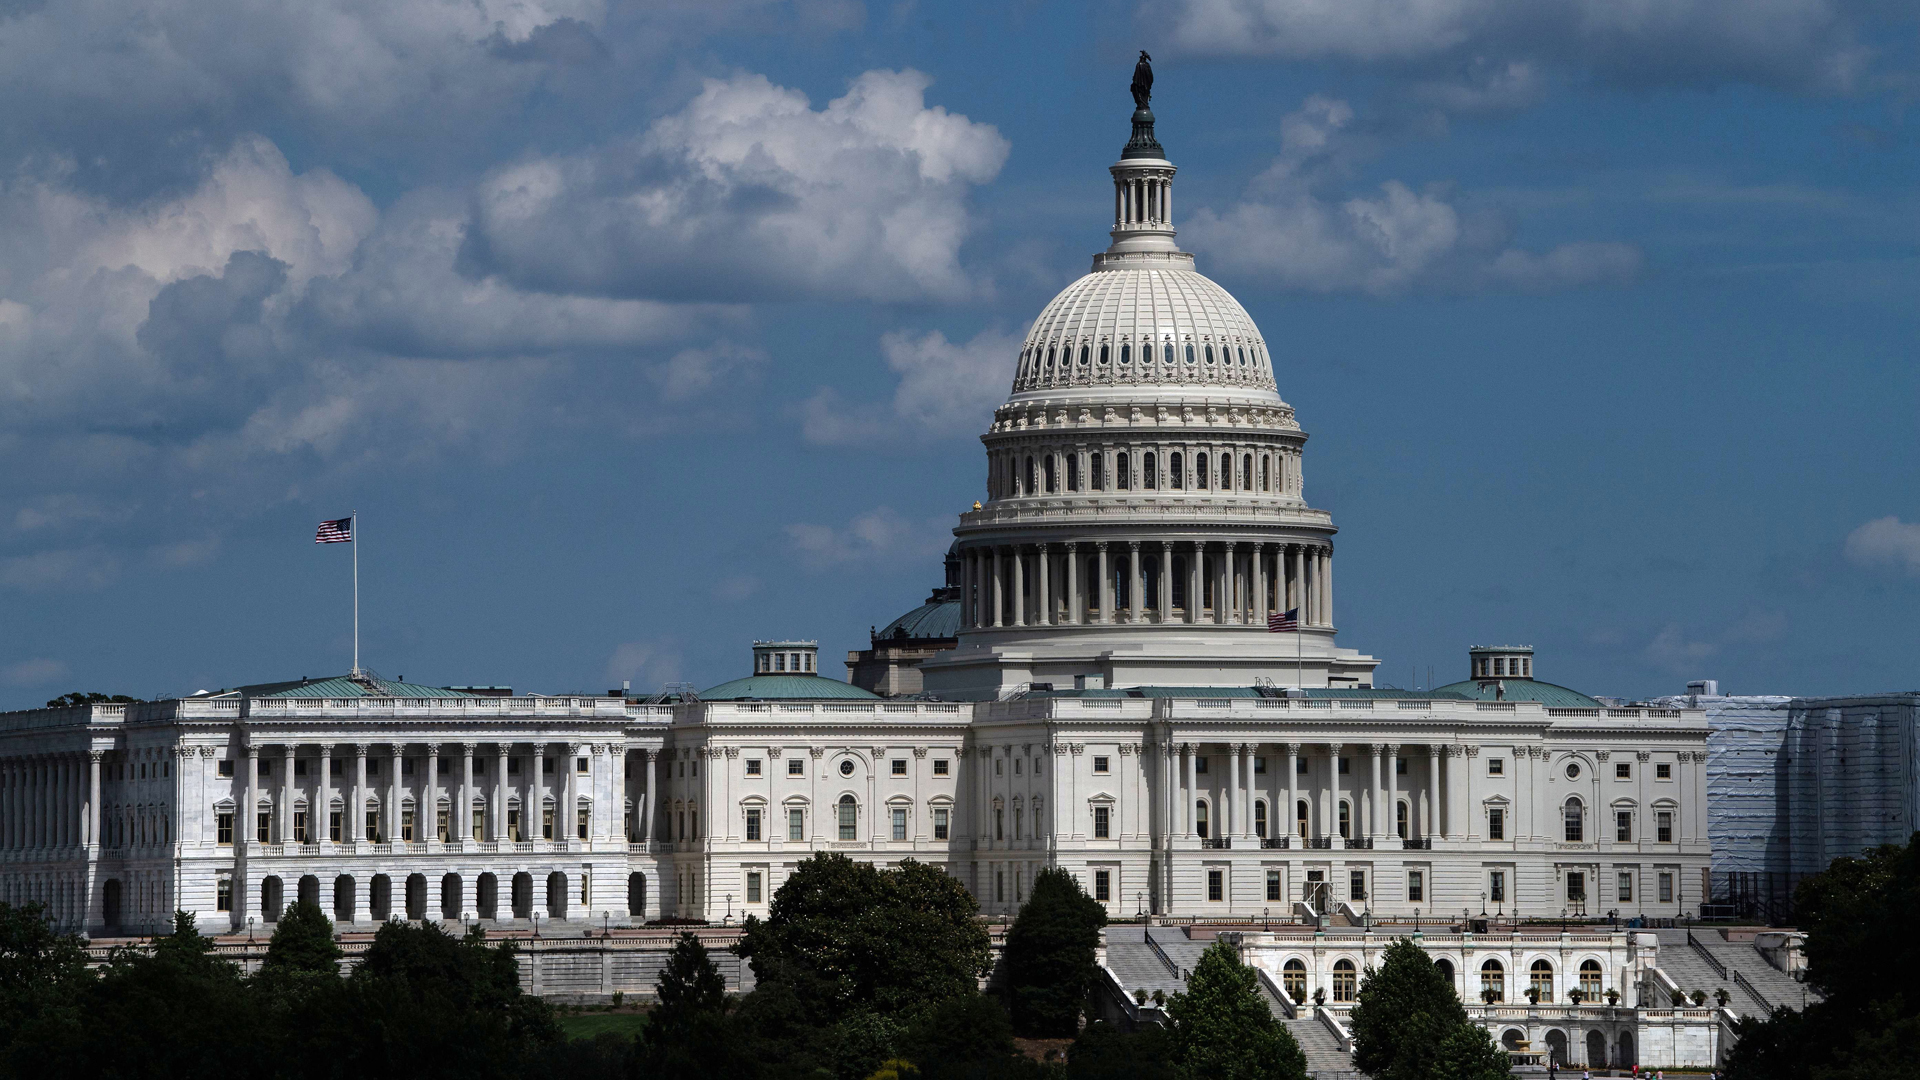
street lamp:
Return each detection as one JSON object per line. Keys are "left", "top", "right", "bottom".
{"left": 726, "top": 894, "right": 734, "bottom": 926}
{"left": 532, "top": 911, "right": 540, "bottom": 938}
{"left": 1137, "top": 891, "right": 1145, "bottom": 918}
{"left": 1480, "top": 891, "right": 1487, "bottom": 917}
{"left": 1560, "top": 907, "right": 1568, "bottom": 933}
{"left": 247, "top": 916, "right": 255, "bottom": 944}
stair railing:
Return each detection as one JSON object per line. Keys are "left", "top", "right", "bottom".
{"left": 1143, "top": 931, "right": 1180, "bottom": 980}
{"left": 1687, "top": 929, "right": 1729, "bottom": 980}
{"left": 1732, "top": 968, "right": 1772, "bottom": 1013}
{"left": 1255, "top": 965, "right": 1299, "bottom": 1019}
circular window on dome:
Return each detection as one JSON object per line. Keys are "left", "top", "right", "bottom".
{"left": 839, "top": 760, "right": 855, "bottom": 777}
{"left": 1565, "top": 762, "right": 1581, "bottom": 780}
{"left": 1119, "top": 344, "right": 1130, "bottom": 364}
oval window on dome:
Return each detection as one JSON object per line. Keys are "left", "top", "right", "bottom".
{"left": 1185, "top": 344, "right": 1196, "bottom": 364}
{"left": 1079, "top": 345, "right": 1089, "bottom": 366}
{"left": 1119, "top": 344, "right": 1130, "bottom": 364}
{"left": 1239, "top": 347, "right": 1248, "bottom": 365}
{"left": 1045, "top": 346, "right": 1055, "bottom": 368}
{"left": 1164, "top": 342, "right": 1175, "bottom": 363}
{"left": 1205, "top": 345, "right": 1215, "bottom": 364}
{"left": 1099, "top": 344, "right": 1109, "bottom": 364}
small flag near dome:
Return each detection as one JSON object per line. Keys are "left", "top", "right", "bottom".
{"left": 315, "top": 517, "right": 353, "bottom": 544}
{"left": 1267, "top": 607, "right": 1299, "bottom": 632}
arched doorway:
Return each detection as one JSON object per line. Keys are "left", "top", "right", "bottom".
{"left": 1435, "top": 957, "right": 1455, "bottom": 991}
{"left": 511, "top": 872, "right": 533, "bottom": 919}
{"left": 477, "top": 873, "right": 498, "bottom": 920}
{"left": 628, "top": 872, "right": 646, "bottom": 920}
{"left": 1617, "top": 1031, "right": 1636, "bottom": 1068}
{"left": 1544, "top": 1030, "right": 1568, "bottom": 1066}
{"left": 1502, "top": 1030, "right": 1526, "bottom": 1051}
{"left": 334, "top": 876, "right": 356, "bottom": 922}
{"left": 405, "top": 873, "right": 427, "bottom": 920}
{"left": 547, "top": 872, "right": 568, "bottom": 919}
{"left": 101, "top": 879, "right": 122, "bottom": 931}
{"left": 1587, "top": 1030, "right": 1607, "bottom": 1067}
{"left": 261, "top": 876, "right": 285, "bottom": 922}
{"left": 441, "top": 874, "right": 462, "bottom": 920}
{"left": 298, "top": 875, "right": 320, "bottom": 908}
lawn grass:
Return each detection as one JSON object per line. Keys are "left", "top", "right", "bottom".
{"left": 557, "top": 1010, "right": 649, "bottom": 1042}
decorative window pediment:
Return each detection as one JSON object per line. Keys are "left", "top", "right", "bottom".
{"left": 1482, "top": 794, "right": 1511, "bottom": 806}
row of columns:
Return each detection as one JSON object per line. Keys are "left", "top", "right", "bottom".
{"left": 0, "top": 751, "right": 104, "bottom": 855}
{"left": 960, "top": 540, "right": 1331, "bottom": 630}
{"left": 991, "top": 444, "right": 1300, "bottom": 500}
{"left": 1154, "top": 741, "right": 1474, "bottom": 844}
{"left": 1115, "top": 171, "right": 1171, "bottom": 228}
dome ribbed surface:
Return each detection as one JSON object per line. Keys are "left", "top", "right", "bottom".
{"left": 877, "top": 599, "right": 962, "bottom": 642}
{"left": 1012, "top": 268, "right": 1276, "bottom": 396}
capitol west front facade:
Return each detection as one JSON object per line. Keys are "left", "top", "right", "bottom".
{"left": 0, "top": 97, "right": 1711, "bottom": 939}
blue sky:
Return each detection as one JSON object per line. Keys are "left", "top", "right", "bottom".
{"left": 1, "top": 0, "right": 1917, "bottom": 708}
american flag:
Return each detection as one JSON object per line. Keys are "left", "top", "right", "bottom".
{"left": 1267, "top": 607, "right": 1300, "bottom": 632}
{"left": 315, "top": 517, "right": 353, "bottom": 544}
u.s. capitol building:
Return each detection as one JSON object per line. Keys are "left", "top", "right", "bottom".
{"left": 0, "top": 93, "right": 1711, "bottom": 940}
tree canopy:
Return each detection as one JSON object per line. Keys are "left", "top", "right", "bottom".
{"left": 1165, "top": 941, "right": 1306, "bottom": 1080}
{"left": 1349, "top": 937, "right": 1474, "bottom": 1080}
{"left": 1003, "top": 866, "right": 1108, "bottom": 1036}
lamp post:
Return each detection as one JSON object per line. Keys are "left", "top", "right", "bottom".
{"left": 247, "top": 916, "right": 255, "bottom": 944}
{"left": 1560, "top": 907, "right": 1568, "bottom": 934}
{"left": 726, "top": 894, "right": 734, "bottom": 926}
{"left": 1480, "top": 891, "right": 1487, "bottom": 917}
{"left": 1137, "top": 891, "right": 1145, "bottom": 918}
{"left": 604, "top": 911, "right": 611, "bottom": 938}
{"left": 532, "top": 911, "right": 540, "bottom": 938}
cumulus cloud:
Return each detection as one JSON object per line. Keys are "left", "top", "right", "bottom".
{"left": 604, "top": 639, "right": 684, "bottom": 693}
{"left": 1844, "top": 516, "right": 1920, "bottom": 574}
{"left": 1183, "top": 95, "right": 1641, "bottom": 296}
{"left": 786, "top": 507, "right": 952, "bottom": 570}
{"left": 1641, "top": 610, "right": 1788, "bottom": 675}
{"left": 465, "top": 69, "right": 1010, "bottom": 303}
{"left": 1141, "top": 0, "right": 1871, "bottom": 93}
{"left": 1, "top": 658, "right": 68, "bottom": 687}
{"left": 801, "top": 326, "right": 1020, "bottom": 445}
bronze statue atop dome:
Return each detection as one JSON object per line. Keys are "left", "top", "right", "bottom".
{"left": 1131, "top": 50, "right": 1153, "bottom": 109}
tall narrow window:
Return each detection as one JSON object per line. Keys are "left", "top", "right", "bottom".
{"left": 838, "top": 795, "right": 857, "bottom": 841}
{"left": 1530, "top": 959, "right": 1555, "bottom": 1002}
{"left": 1657, "top": 811, "right": 1673, "bottom": 842}
{"left": 1094, "top": 869, "right": 1111, "bottom": 901}
{"left": 1397, "top": 801, "right": 1409, "bottom": 839}
{"left": 1616, "top": 810, "right": 1633, "bottom": 842}
{"left": 1116, "top": 452, "right": 1130, "bottom": 490}
{"left": 1196, "top": 801, "right": 1209, "bottom": 839}
{"left": 1197, "top": 454, "right": 1209, "bottom": 488}
{"left": 789, "top": 808, "right": 805, "bottom": 841}
{"left": 1481, "top": 959, "right": 1505, "bottom": 1002}
{"left": 1338, "top": 801, "right": 1350, "bottom": 839}
{"left": 746, "top": 872, "right": 762, "bottom": 903}
{"left": 891, "top": 807, "right": 907, "bottom": 841}
{"left": 1067, "top": 455, "right": 1080, "bottom": 491}
{"left": 1296, "top": 800, "right": 1309, "bottom": 838}
{"left": 1333, "top": 959, "right": 1357, "bottom": 1001}
{"left": 216, "top": 812, "right": 234, "bottom": 846}
{"left": 1144, "top": 453, "right": 1157, "bottom": 488}
{"left": 1579, "top": 960, "right": 1602, "bottom": 999}
{"left": 1408, "top": 870, "right": 1424, "bottom": 903}
{"left": 1043, "top": 455, "right": 1056, "bottom": 493}
{"left": 745, "top": 808, "right": 762, "bottom": 842}
{"left": 1254, "top": 800, "right": 1267, "bottom": 838}
{"left": 1220, "top": 453, "right": 1233, "bottom": 489}
{"left": 1094, "top": 805, "right": 1110, "bottom": 839}
{"left": 933, "top": 808, "right": 949, "bottom": 840}
{"left": 1564, "top": 798, "right": 1584, "bottom": 842}
{"left": 1207, "top": 869, "right": 1223, "bottom": 901}
{"left": 1488, "top": 807, "right": 1506, "bottom": 840}
{"left": 1490, "top": 870, "right": 1506, "bottom": 903}
{"left": 1091, "top": 454, "right": 1104, "bottom": 490}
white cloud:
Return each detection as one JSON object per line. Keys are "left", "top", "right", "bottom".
{"left": 1184, "top": 95, "right": 1642, "bottom": 296}
{"left": 0, "top": 547, "right": 121, "bottom": 592}
{"left": 1640, "top": 609, "right": 1788, "bottom": 675}
{"left": 786, "top": 507, "right": 951, "bottom": 570}
{"left": 1, "top": 658, "right": 68, "bottom": 687}
{"left": 604, "top": 639, "right": 684, "bottom": 693}
{"left": 801, "top": 326, "right": 1020, "bottom": 445}
{"left": 1642, "top": 623, "right": 1722, "bottom": 676}
{"left": 467, "top": 69, "right": 1010, "bottom": 303}
{"left": 1141, "top": 0, "right": 1870, "bottom": 92}
{"left": 1845, "top": 516, "right": 1920, "bottom": 574}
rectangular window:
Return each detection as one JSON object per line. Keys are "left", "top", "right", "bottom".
{"left": 789, "top": 808, "right": 805, "bottom": 841}
{"left": 995, "top": 759, "right": 1003, "bottom": 776}
{"left": 542, "top": 757, "right": 553, "bottom": 775}
{"left": 1490, "top": 870, "right": 1507, "bottom": 903}
{"left": 933, "top": 808, "right": 949, "bottom": 840}
{"left": 1093, "top": 756, "right": 1110, "bottom": 774}
{"left": 995, "top": 809, "right": 1005, "bottom": 840}
{"left": 1657, "top": 811, "right": 1673, "bottom": 842}
{"left": 1013, "top": 758, "right": 1022, "bottom": 775}
{"left": 256, "top": 811, "right": 271, "bottom": 843}
{"left": 746, "top": 759, "right": 762, "bottom": 776}
{"left": 293, "top": 810, "right": 309, "bottom": 843}
{"left": 995, "top": 871, "right": 1005, "bottom": 903}
{"left": 577, "top": 808, "right": 590, "bottom": 840}
{"left": 1488, "top": 807, "right": 1505, "bottom": 840}
{"left": 1208, "top": 869, "right": 1223, "bottom": 902}
{"left": 1095, "top": 869, "right": 1111, "bottom": 902}
{"left": 1658, "top": 872, "right": 1674, "bottom": 903}
{"left": 365, "top": 811, "right": 379, "bottom": 842}
{"left": 1567, "top": 871, "right": 1586, "bottom": 903}
{"left": 1395, "top": 757, "right": 1407, "bottom": 775}
{"left": 1336, "top": 757, "right": 1348, "bottom": 775}
{"left": 1488, "top": 757, "right": 1505, "bottom": 776}
{"left": 1408, "top": 870, "right": 1424, "bottom": 903}
{"left": 216, "top": 812, "right": 234, "bottom": 845}
{"left": 216, "top": 877, "right": 233, "bottom": 912}
{"left": 577, "top": 757, "right": 589, "bottom": 774}
{"left": 745, "top": 808, "right": 762, "bottom": 841}
{"left": 368, "top": 760, "right": 379, "bottom": 776}
{"left": 1616, "top": 762, "right": 1632, "bottom": 779}
{"left": 838, "top": 801, "right": 856, "bottom": 841}
{"left": 470, "top": 809, "right": 484, "bottom": 841}
{"left": 294, "top": 759, "right": 308, "bottom": 777}
{"left": 1618, "top": 872, "right": 1634, "bottom": 902}
{"left": 334, "top": 759, "right": 346, "bottom": 778}
{"left": 258, "top": 759, "right": 271, "bottom": 778}
{"left": 1297, "top": 757, "right": 1309, "bottom": 774}
{"left": 1254, "top": 757, "right": 1267, "bottom": 775}
{"left": 1616, "top": 811, "right": 1633, "bottom": 842}
{"left": 1349, "top": 870, "right": 1367, "bottom": 902}
{"left": 1094, "top": 805, "right": 1110, "bottom": 839}
{"left": 471, "top": 759, "right": 482, "bottom": 776}
{"left": 1656, "top": 762, "right": 1672, "bottom": 779}
{"left": 1197, "top": 757, "right": 1209, "bottom": 774}
{"left": 442, "top": 809, "right": 454, "bottom": 842}
{"left": 508, "top": 808, "right": 521, "bottom": 842}
{"left": 892, "top": 759, "right": 907, "bottom": 776}
{"left": 330, "top": 811, "right": 343, "bottom": 842}
{"left": 933, "top": 759, "right": 949, "bottom": 776}
{"left": 747, "top": 871, "right": 763, "bottom": 904}
{"left": 401, "top": 808, "right": 415, "bottom": 842}
{"left": 788, "top": 758, "right": 804, "bottom": 776}
{"left": 892, "top": 807, "right": 907, "bottom": 841}
{"left": 218, "top": 759, "right": 234, "bottom": 778}
{"left": 1266, "top": 869, "right": 1282, "bottom": 902}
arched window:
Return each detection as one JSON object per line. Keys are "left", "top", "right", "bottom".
{"left": 1116, "top": 452, "right": 1130, "bottom": 490}
{"left": 1578, "top": 959, "right": 1602, "bottom": 998}
{"left": 1099, "top": 344, "right": 1109, "bottom": 365}
{"left": 1261, "top": 455, "right": 1270, "bottom": 491}
{"left": 1092, "top": 454, "right": 1105, "bottom": 490}
{"left": 1067, "top": 455, "right": 1080, "bottom": 491}
{"left": 1243, "top": 454, "right": 1253, "bottom": 488}
{"left": 1530, "top": 959, "right": 1555, "bottom": 1002}
{"left": 837, "top": 795, "right": 857, "bottom": 841}
{"left": 1205, "top": 344, "right": 1216, "bottom": 364}
{"left": 1220, "top": 453, "right": 1233, "bottom": 490}
{"left": 1045, "top": 345, "right": 1055, "bottom": 368}
{"left": 1333, "top": 959, "right": 1357, "bottom": 1001}
{"left": 1171, "top": 452, "right": 1184, "bottom": 488}
{"left": 1195, "top": 801, "right": 1209, "bottom": 839}
{"left": 1239, "top": 346, "right": 1248, "bottom": 365}
{"left": 1435, "top": 957, "right": 1455, "bottom": 988}
{"left": 1283, "top": 959, "right": 1307, "bottom": 1003}
{"left": 1144, "top": 453, "right": 1157, "bottom": 488}
{"left": 1025, "top": 456, "right": 1036, "bottom": 495}
{"left": 1564, "top": 797, "right": 1584, "bottom": 842}
{"left": 1254, "top": 800, "right": 1268, "bottom": 838}
{"left": 1397, "top": 800, "right": 1409, "bottom": 839}
{"left": 1481, "top": 959, "right": 1505, "bottom": 1002}
{"left": 1197, "top": 455, "right": 1209, "bottom": 489}
{"left": 1296, "top": 800, "right": 1309, "bottom": 838}
{"left": 1043, "top": 455, "right": 1056, "bottom": 493}
{"left": 1338, "top": 800, "right": 1351, "bottom": 839}
{"left": 1185, "top": 344, "right": 1195, "bottom": 364}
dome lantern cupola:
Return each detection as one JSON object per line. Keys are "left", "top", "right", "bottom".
{"left": 1103, "top": 51, "right": 1184, "bottom": 266}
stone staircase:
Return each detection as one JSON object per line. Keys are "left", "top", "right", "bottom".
{"left": 1286, "top": 1015, "right": 1363, "bottom": 1080}
{"left": 1685, "top": 931, "right": 1813, "bottom": 1015}
{"left": 1104, "top": 925, "right": 1187, "bottom": 999}
{"left": 1649, "top": 929, "right": 1781, "bottom": 1017}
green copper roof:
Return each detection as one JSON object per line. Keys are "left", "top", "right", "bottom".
{"left": 1429, "top": 678, "right": 1602, "bottom": 709}
{"left": 875, "top": 597, "right": 962, "bottom": 642}
{"left": 700, "top": 674, "right": 881, "bottom": 701}
{"left": 228, "top": 676, "right": 477, "bottom": 699}
{"left": 1044, "top": 686, "right": 1475, "bottom": 700}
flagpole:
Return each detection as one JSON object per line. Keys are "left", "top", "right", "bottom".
{"left": 351, "top": 510, "right": 359, "bottom": 677}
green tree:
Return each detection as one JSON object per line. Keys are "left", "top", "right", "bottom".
{"left": 1003, "top": 866, "right": 1108, "bottom": 1037}
{"left": 1349, "top": 937, "right": 1472, "bottom": 1080}
{"left": 1065, "top": 1020, "right": 1179, "bottom": 1080}
{"left": 735, "top": 853, "right": 991, "bottom": 1016}
{"left": 257, "top": 899, "right": 341, "bottom": 983}
{"left": 1165, "top": 941, "right": 1306, "bottom": 1080}
{"left": 44, "top": 692, "right": 138, "bottom": 708}
{"left": 1430, "top": 1022, "right": 1516, "bottom": 1080}
{"left": 895, "top": 991, "right": 1044, "bottom": 1080}
{"left": 0, "top": 902, "right": 92, "bottom": 1072}
{"left": 639, "top": 932, "right": 747, "bottom": 1080}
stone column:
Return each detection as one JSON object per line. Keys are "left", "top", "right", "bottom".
{"left": 318, "top": 745, "right": 333, "bottom": 844}
{"left": 1159, "top": 541, "right": 1174, "bottom": 622}
{"left": 390, "top": 746, "right": 404, "bottom": 844}
{"left": 1322, "top": 547, "right": 1334, "bottom": 627}
{"left": 246, "top": 744, "right": 261, "bottom": 849}
{"left": 1244, "top": 744, "right": 1257, "bottom": 841}
{"left": 1129, "top": 541, "right": 1144, "bottom": 623}
{"left": 565, "top": 743, "right": 581, "bottom": 843}
{"left": 1252, "top": 542, "right": 1267, "bottom": 626}
{"left": 1386, "top": 744, "right": 1401, "bottom": 842}
{"left": 1286, "top": 743, "right": 1301, "bottom": 839}
{"left": 1011, "top": 546, "right": 1026, "bottom": 626}
{"left": 1444, "top": 746, "right": 1462, "bottom": 841}
{"left": 1429, "top": 745, "right": 1444, "bottom": 842}
{"left": 354, "top": 745, "right": 369, "bottom": 842}
{"left": 495, "top": 744, "right": 509, "bottom": 842}
{"left": 991, "top": 548, "right": 1004, "bottom": 627}
{"left": 86, "top": 751, "right": 101, "bottom": 852}
{"left": 1096, "top": 542, "right": 1111, "bottom": 624}
{"left": 281, "top": 746, "right": 297, "bottom": 843}
{"left": 1037, "top": 543, "right": 1052, "bottom": 625}
{"left": 461, "top": 743, "right": 476, "bottom": 842}
{"left": 423, "top": 744, "right": 440, "bottom": 841}
{"left": 1367, "top": 745, "right": 1383, "bottom": 840}
{"left": 1064, "top": 543, "right": 1081, "bottom": 624}
{"left": 1286, "top": 544, "right": 1300, "bottom": 617}
{"left": 1327, "top": 743, "right": 1343, "bottom": 844}
{"left": 1224, "top": 744, "right": 1237, "bottom": 839}
{"left": 1188, "top": 542, "right": 1203, "bottom": 624}
{"left": 647, "top": 749, "right": 662, "bottom": 843}
{"left": 1183, "top": 744, "right": 1197, "bottom": 838}
{"left": 1215, "top": 542, "right": 1231, "bottom": 624}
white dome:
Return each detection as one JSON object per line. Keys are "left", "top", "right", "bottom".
{"left": 1011, "top": 266, "right": 1277, "bottom": 397}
